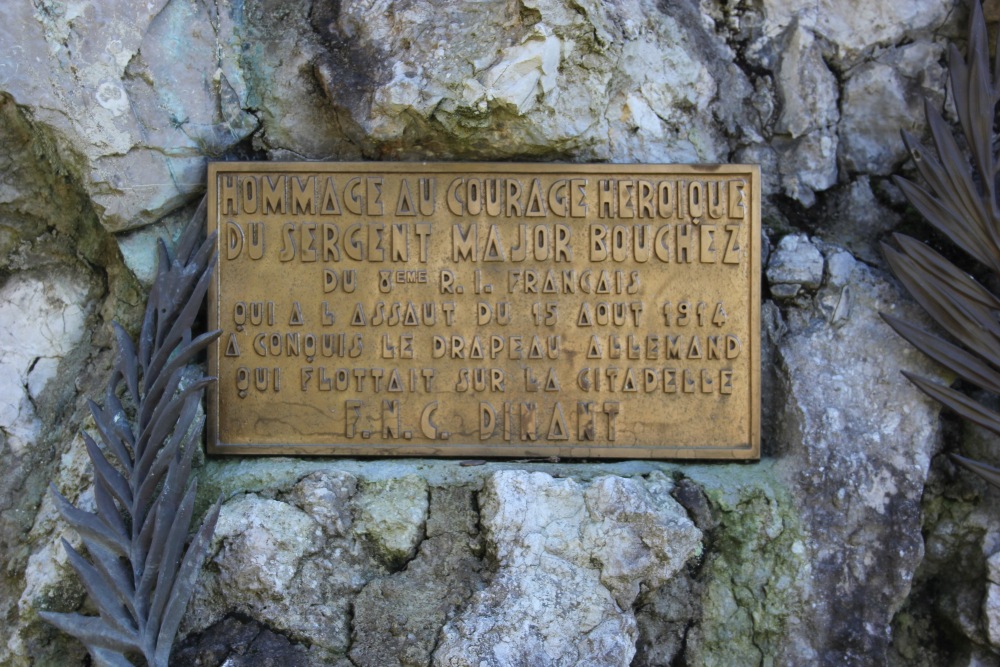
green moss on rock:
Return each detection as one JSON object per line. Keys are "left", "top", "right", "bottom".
{"left": 354, "top": 476, "right": 429, "bottom": 570}
{"left": 683, "top": 463, "right": 809, "bottom": 666}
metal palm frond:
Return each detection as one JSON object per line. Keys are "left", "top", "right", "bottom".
{"left": 884, "top": 1, "right": 1000, "bottom": 490}
{"left": 40, "top": 200, "right": 223, "bottom": 666}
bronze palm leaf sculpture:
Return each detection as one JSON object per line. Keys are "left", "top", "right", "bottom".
{"left": 41, "top": 201, "right": 223, "bottom": 667}
{"left": 884, "top": 1, "right": 1000, "bottom": 487}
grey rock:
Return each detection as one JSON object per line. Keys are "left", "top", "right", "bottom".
{"left": 0, "top": 97, "right": 136, "bottom": 667}
{"left": 244, "top": 0, "right": 364, "bottom": 160}
{"left": 734, "top": 142, "right": 782, "bottom": 198}
{"left": 760, "top": 299, "right": 788, "bottom": 447}
{"left": 285, "top": 471, "right": 357, "bottom": 539}
{"left": 989, "top": 551, "right": 1000, "bottom": 585}
{"left": 213, "top": 495, "right": 319, "bottom": 596}
{"left": 681, "top": 464, "right": 811, "bottom": 666}
{"left": 633, "top": 569, "right": 701, "bottom": 666}
{"left": 740, "top": 17, "right": 845, "bottom": 205}
{"left": 766, "top": 234, "right": 825, "bottom": 299}
{"left": 350, "top": 486, "right": 484, "bottom": 667}
{"left": 0, "top": 0, "right": 256, "bottom": 232}
{"left": 184, "top": 479, "right": 383, "bottom": 662}
{"left": 758, "top": 0, "right": 953, "bottom": 67}
{"left": 0, "top": 272, "right": 93, "bottom": 452}
{"left": 774, "top": 132, "right": 839, "bottom": 207}
{"left": 281, "top": 0, "right": 738, "bottom": 163}
{"left": 0, "top": 0, "right": 956, "bottom": 230}
{"left": 892, "top": 412, "right": 1000, "bottom": 663}
{"left": 354, "top": 475, "right": 429, "bottom": 569}
{"left": 115, "top": 201, "right": 195, "bottom": 287}
{"left": 774, "top": 247, "right": 947, "bottom": 664}
{"left": 775, "top": 25, "right": 838, "bottom": 139}
{"left": 172, "top": 616, "right": 311, "bottom": 667}
{"left": 815, "top": 176, "right": 901, "bottom": 266}
{"left": 839, "top": 42, "right": 947, "bottom": 175}
{"left": 432, "top": 471, "right": 701, "bottom": 667}
{"left": 985, "top": 578, "right": 1000, "bottom": 648}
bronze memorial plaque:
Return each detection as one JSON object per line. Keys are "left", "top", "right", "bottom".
{"left": 207, "top": 162, "right": 760, "bottom": 459}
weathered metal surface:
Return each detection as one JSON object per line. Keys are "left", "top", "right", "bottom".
{"left": 42, "top": 203, "right": 222, "bottom": 666}
{"left": 207, "top": 162, "right": 760, "bottom": 459}
{"left": 885, "top": 3, "right": 1000, "bottom": 487}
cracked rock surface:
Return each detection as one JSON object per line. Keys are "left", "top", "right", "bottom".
{"left": 434, "top": 471, "right": 701, "bottom": 667}
{"left": 0, "top": 272, "right": 92, "bottom": 453}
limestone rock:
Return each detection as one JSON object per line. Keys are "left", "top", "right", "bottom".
{"left": 766, "top": 234, "right": 825, "bottom": 300}
{"left": 888, "top": 433, "right": 1000, "bottom": 666}
{"left": 985, "top": 580, "right": 1000, "bottom": 647}
{"left": 461, "top": 24, "right": 561, "bottom": 115}
{"left": 680, "top": 464, "right": 811, "bottom": 666}
{"left": 815, "top": 176, "right": 902, "bottom": 265}
{"left": 185, "top": 473, "right": 384, "bottom": 661}
{"left": 775, "top": 132, "right": 839, "bottom": 206}
{"left": 839, "top": 42, "right": 947, "bottom": 175}
{"left": 0, "top": 94, "right": 132, "bottom": 667}
{"left": 432, "top": 471, "right": 701, "bottom": 667}
{"left": 354, "top": 475, "right": 429, "bottom": 569}
{"left": 285, "top": 470, "right": 357, "bottom": 539}
{"left": 758, "top": 0, "right": 953, "bottom": 66}
{"left": 6, "top": 434, "right": 95, "bottom": 665}
{"left": 772, "top": 25, "right": 839, "bottom": 204}
{"left": 212, "top": 495, "right": 318, "bottom": 597}
{"left": 115, "top": 203, "right": 193, "bottom": 287}
{"left": 775, "top": 26, "right": 838, "bottom": 139}
{"left": 774, "top": 244, "right": 947, "bottom": 664}
{"left": 350, "top": 487, "right": 484, "bottom": 667}
{"left": 0, "top": 0, "right": 957, "bottom": 231}
{"left": 0, "top": 272, "right": 92, "bottom": 452}
{"left": 0, "top": 0, "right": 256, "bottom": 232}
{"left": 173, "top": 616, "right": 313, "bottom": 667}
{"left": 247, "top": 0, "right": 364, "bottom": 161}
{"left": 633, "top": 568, "right": 701, "bottom": 666}
{"left": 297, "top": 0, "right": 734, "bottom": 162}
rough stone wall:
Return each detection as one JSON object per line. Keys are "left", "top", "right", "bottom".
{"left": 2, "top": 0, "right": 999, "bottom": 665}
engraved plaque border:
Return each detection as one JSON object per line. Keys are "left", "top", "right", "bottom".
{"left": 207, "top": 162, "right": 760, "bottom": 460}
